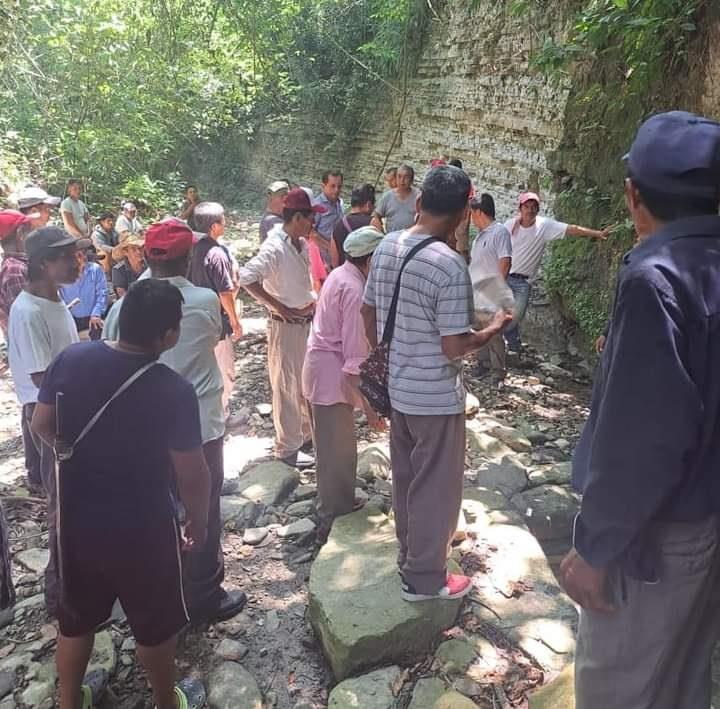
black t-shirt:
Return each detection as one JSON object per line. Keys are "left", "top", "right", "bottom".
{"left": 112, "top": 260, "right": 145, "bottom": 292}
{"left": 38, "top": 341, "right": 201, "bottom": 531}
{"left": 332, "top": 213, "right": 373, "bottom": 266}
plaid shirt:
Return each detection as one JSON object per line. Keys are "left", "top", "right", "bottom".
{"left": 0, "top": 253, "right": 28, "bottom": 337}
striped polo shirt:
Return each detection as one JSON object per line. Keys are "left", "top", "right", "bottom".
{"left": 363, "top": 230, "right": 473, "bottom": 415}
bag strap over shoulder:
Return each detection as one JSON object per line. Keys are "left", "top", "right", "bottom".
{"left": 69, "top": 361, "right": 157, "bottom": 452}
{"left": 380, "top": 236, "right": 437, "bottom": 345}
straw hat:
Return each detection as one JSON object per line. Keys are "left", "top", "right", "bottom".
{"left": 112, "top": 232, "right": 145, "bottom": 261}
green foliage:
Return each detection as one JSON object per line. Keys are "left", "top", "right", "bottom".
{"left": 0, "top": 0, "right": 428, "bottom": 210}
{"left": 530, "top": 0, "right": 706, "bottom": 345}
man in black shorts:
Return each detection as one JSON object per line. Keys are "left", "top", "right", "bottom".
{"left": 32, "top": 279, "right": 209, "bottom": 709}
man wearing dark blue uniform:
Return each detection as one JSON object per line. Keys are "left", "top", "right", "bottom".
{"left": 561, "top": 111, "right": 720, "bottom": 708}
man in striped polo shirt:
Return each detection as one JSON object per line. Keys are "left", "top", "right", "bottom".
{"left": 362, "top": 166, "right": 511, "bottom": 601}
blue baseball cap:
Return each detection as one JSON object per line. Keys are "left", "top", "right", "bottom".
{"left": 624, "top": 111, "right": 720, "bottom": 200}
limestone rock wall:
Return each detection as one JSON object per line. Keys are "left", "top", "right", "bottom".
{"left": 243, "top": 1, "right": 571, "bottom": 222}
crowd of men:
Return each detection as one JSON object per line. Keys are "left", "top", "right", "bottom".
{"left": 1, "top": 109, "right": 719, "bottom": 708}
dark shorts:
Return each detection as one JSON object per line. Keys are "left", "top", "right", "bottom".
{"left": 57, "top": 515, "right": 188, "bottom": 647}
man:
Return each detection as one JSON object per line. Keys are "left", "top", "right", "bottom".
{"left": 383, "top": 167, "right": 398, "bottom": 191}
{"left": 371, "top": 164, "right": 420, "bottom": 234}
{"left": 259, "top": 181, "right": 289, "bottom": 243}
{"left": 32, "top": 279, "right": 208, "bottom": 709}
{"left": 0, "top": 210, "right": 40, "bottom": 493}
{"left": 188, "top": 202, "right": 242, "bottom": 416}
{"left": 331, "top": 183, "right": 376, "bottom": 267}
{"left": 0, "top": 210, "right": 34, "bottom": 339}
{"left": 60, "top": 179, "right": 91, "bottom": 238}
{"left": 469, "top": 194, "right": 513, "bottom": 384}
{"left": 8, "top": 226, "right": 80, "bottom": 614}
{"left": 238, "top": 188, "right": 321, "bottom": 469}
{"left": 362, "top": 166, "right": 511, "bottom": 602}
{"left": 179, "top": 184, "right": 200, "bottom": 230}
{"left": 503, "top": 192, "right": 609, "bottom": 354}
{"left": 560, "top": 111, "right": 720, "bottom": 709}
{"left": 104, "top": 219, "right": 246, "bottom": 623}
{"left": 92, "top": 211, "right": 119, "bottom": 274}
{"left": 16, "top": 185, "right": 60, "bottom": 228}
{"left": 447, "top": 159, "right": 472, "bottom": 261}
{"left": 311, "top": 170, "right": 344, "bottom": 268}
{"left": 59, "top": 240, "right": 107, "bottom": 338}
{"left": 115, "top": 202, "right": 143, "bottom": 237}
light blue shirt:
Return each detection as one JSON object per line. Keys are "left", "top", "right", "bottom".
{"left": 60, "top": 262, "right": 108, "bottom": 318}
{"left": 313, "top": 192, "right": 345, "bottom": 241}
{"left": 104, "top": 276, "right": 225, "bottom": 443}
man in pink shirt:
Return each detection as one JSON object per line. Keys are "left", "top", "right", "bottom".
{"left": 302, "top": 226, "right": 385, "bottom": 540}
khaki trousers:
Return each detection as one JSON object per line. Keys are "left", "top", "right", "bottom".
{"left": 311, "top": 403, "right": 356, "bottom": 534}
{"left": 477, "top": 314, "right": 506, "bottom": 378}
{"left": 214, "top": 336, "right": 235, "bottom": 418}
{"left": 390, "top": 410, "right": 466, "bottom": 594}
{"left": 267, "top": 319, "right": 312, "bottom": 459}
{"left": 575, "top": 517, "right": 720, "bottom": 709}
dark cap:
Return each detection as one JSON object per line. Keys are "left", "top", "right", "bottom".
{"left": 625, "top": 111, "right": 720, "bottom": 199}
{"left": 285, "top": 188, "right": 327, "bottom": 213}
{"left": 25, "top": 226, "right": 77, "bottom": 259}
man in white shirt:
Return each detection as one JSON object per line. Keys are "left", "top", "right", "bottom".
{"left": 470, "top": 193, "right": 513, "bottom": 383}
{"left": 115, "top": 202, "right": 143, "bottom": 237}
{"left": 104, "top": 219, "right": 247, "bottom": 624}
{"left": 60, "top": 179, "right": 91, "bottom": 238}
{"left": 8, "top": 225, "right": 80, "bottom": 615}
{"left": 503, "top": 192, "right": 609, "bottom": 353}
{"left": 238, "top": 188, "right": 322, "bottom": 469}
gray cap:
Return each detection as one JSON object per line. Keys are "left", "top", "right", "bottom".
{"left": 25, "top": 226, "right": 77, "bottom": 259}
{"left": 16, "top": 186, "right": 61, "bottom": 211}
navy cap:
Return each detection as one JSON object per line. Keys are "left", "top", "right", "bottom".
{"left": 625, "top": 111, "right": 720, "bottom": 200}
{"left": 25, "top": 226, "right": 77, "bottom": 259}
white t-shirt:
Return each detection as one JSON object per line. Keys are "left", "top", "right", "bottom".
{"left": 116, "top": 214, "right": 143, "bottom": 235}
{"left": 8, "top": 291, "right": 79, "bottom": 405}
{"left": 503, "top": 216, "right": 568, "bottom": 279}
{"left": 60, "top": 197, "right": 89, "bottom": 236}
{"left": 470, "top": 221, "right": 514, "bottom": 314}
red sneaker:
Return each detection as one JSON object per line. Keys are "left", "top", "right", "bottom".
{"left": 401, "top": 573, "right": 472, "bottom": 602}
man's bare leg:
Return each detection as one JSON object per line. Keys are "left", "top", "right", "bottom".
{"left": 137, "top": 634, "right": 178, "bottom": 709}
{"left": 57, "top": 633, "right": 94, "bottom": 709}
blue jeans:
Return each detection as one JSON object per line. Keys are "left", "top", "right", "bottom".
{"left": 505, "top": 275, "right": 531, "bottom": 351}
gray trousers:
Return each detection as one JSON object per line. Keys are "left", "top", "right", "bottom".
{"left": 390, "top": 410, "right": 465, "bottom": 594}
{"left": 575, "top": 517, "right": 720, "bottom": 709}
{"left": 311, "top": 403, "right": 356, "bottom": 536}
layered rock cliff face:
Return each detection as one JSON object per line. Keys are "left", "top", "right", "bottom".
{"left": 243, "top": 2, "right": 571, "bottom": 220}
{"left": 230, "top": 1, "right": 720, "bottom": 352}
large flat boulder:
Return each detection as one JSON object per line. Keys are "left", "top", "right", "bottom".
{"left": 328, "top": 666, "right": 400, "bottom": 708}
{"left": 309, "top": 508, "right": 463, "bottom": 680}
{"left": 470, "top": 522, "right": 577, "bottom": 672}
{"left": 475, "top": 459, "right": 528, "bottom": 498}
{"left": 236, "top": 461, "right": 299, "bottom": 506}
{"left": 511, "top": 484, "right": 579, "bottom": 542}
{"left": 528, "top": 664, "right": 575, "bottom": 708}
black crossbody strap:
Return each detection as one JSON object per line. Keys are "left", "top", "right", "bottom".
{"left": 380, "top": 236, "right": 437, "bottom": 345}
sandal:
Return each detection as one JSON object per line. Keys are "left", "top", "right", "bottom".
{"left": 173, "top": 678, "right": 206, "bottom": 709}
{"left": 79, "top": 669, "right": 109, "bottom": 708}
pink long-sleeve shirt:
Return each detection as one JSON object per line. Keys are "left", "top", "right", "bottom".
{"left": 302, "top": 261, "right": 369, "bottom": 407}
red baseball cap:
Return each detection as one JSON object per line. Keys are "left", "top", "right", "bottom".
{"left": 284, "top": 188, "right": 327, "bottom": 213}
{"left": 0, "top": 210, "right": 33, "bottom": 241}
{"left": 519, "top": 191, "right": 541, "bottom": 206}
{"left": 144, "top": 219, "right": 194, "bottom": 260}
